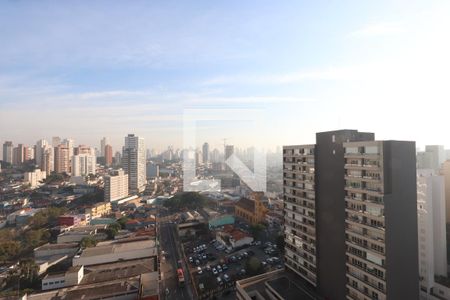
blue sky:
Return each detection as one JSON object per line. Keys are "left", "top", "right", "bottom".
{"left": 1, "top": 1, "right": 450, "bottom": 152}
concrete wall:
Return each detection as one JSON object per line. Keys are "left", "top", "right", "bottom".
{"left": 384, "top": 141, "right": 419, "bottom": 300}
{"left": 315, "top": 130, "right": 374, "bottom": 300}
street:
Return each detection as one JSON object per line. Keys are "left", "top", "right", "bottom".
{"left": 159, "top": 210, "right": 194, "bottom": 300}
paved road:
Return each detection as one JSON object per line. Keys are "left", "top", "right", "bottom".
{"left": 159, "top": 210, "right": 194, "bottom": 300}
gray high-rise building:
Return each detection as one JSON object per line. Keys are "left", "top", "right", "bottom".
{"left": 2, "top": 141, "right": 13, "bottom": 164}
{"left": 122, "top": 134, "right": 146, "bottom": 194}
{"left": 202, "top": 142, "right": 209, "bottom": 165}
{"left": 417, "top": 145, "right": 445, "bottom": 170}
{"left": 283, "top": 129, "right": 418, "bottom": 300}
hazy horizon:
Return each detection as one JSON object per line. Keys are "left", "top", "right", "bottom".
{"left": 1, "top": 1, "right": 450, "bottom": 151}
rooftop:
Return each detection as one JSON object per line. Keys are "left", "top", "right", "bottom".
{"left": 237, "top": 269, "right": 321, "bottom": 300}
{"left": 79, "top": 239, "right": 156, "bottom": 258}
{"left": 236, "top": 197, "right": 255, "bottom": 213}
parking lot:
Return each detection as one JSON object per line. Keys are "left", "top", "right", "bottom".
{"left": 184, "top": 238, "right": 284, "bottom": 299}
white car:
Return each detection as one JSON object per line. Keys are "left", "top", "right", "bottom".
{"left": 197, "top": 266, "right": 203, "bottom": 274}
{"left": 212, "top": 268, "right": 218, "bottom": 275}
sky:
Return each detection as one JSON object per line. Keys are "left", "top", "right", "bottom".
{"left": 1, "top": 0, "right": 450, "bottom": 152}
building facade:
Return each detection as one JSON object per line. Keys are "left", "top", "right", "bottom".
{"left": 72, "top": 154, "right": 96, "bottom": 177}
{"left": 105, "top": 144, "right": 113, "bottom": 166}
{"left": 54, "top": 144, "right": 70, "bottom": 174}
{"left": 283, "top": 130, "right": 419, "bottom": 300}
{"left": 104, "top": 169, "right": 129, "bottom": 202}
{"left": 234, "top": 191, "right": 268, "bottom": 225}
{"left": 2, "top": 141, "right": 13, "bottom": 164}
{"left": 122, "top": 134, "right": 146, "bottom": 194}
{"left": 24, "top": 169, "right": 47, "bottom": 188}
{"left": 417, "top": 169, "right": 447, "bottom": 298}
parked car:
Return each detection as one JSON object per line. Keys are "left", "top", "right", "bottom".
{"left": 189, "top": 257, "right": 193, "bottom": 263}
{"left": 195, "top": 259, "right": 200, "bottom": 266}
{"left": 217, "top": 265, "right": 223, "bottom": 273}
{"left": 222, "top": 264, "right": 228, "bottom": 270}
{"left": 223, "top": 274, "right": 230, "bottom": 282}
{"left": 197, "top": 266, "right": 203, "bottom": 274}
{"left": 217, "top": 276, "right": 223, "bottom": 285}
{"left": 206, "top": 264, "right": 211, "bottom": 271}
{"left": 212, "top": 268, "right": 218, "bottom": 275}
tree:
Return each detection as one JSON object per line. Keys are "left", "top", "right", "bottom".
{"left": 163, "top": 192, "right": 207, "bottom": 211}
{"left": 245, "top": 257, "right": 263, "bottom": 276}
{"left": 80, "top": 236, "right": 97, "bottom": 248}
{"left": 117, "top": 217, "right": 129, "bottom": 229}
{"left": 0, "top": 241, "right": 21, "bottom": 263}
{"left": 24, "top": 229, "right": 49, "bottom": 248}
{"left": 249, "top": 223, "right": 266, "bottom": 240}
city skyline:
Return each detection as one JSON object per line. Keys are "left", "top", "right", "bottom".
{"left": 1, "top": 1, "right": 450, "bottom": 149}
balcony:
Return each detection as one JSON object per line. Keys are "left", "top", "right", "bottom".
{"left": 346, "top": 226, "right": 385, "bottom": 244}
{"left": 347, "top": 270, "right": 386, "bottom": 294}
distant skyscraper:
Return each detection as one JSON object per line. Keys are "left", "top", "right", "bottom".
{"left": 104, "top": 169, "right": 129, "bottom": 202}
{"left": 417, "top": 145, "right": 445, "bottom": 170}
{"left": 52, "top": 136, "right": 61, "bottom": 147}
{"left": 100, "top": 137, "right": 109, "bottom": 157}
{"left": 2, "top": 141, "right": 13, "bottom": 164}
{"left": 42, "top": 145, "right": 54, "bottom": 175}
{"left": 54, "top": 144, "right": 70, "bottom": 174}
{"left": 35, "top": 139, "right": 48, "bottom": 167}
{"left": 24, "top": 146, "right": 34, "bottom": 162}
{"left": 74, "top": 145, "right": 95, "bottom": 156}
{"left": 62, "top": 138, "right": 74, "bottom": 156}
{"left": 114, "top": 151, "right": 121, "bottom": 166}
{"left": 283, "top": 130, "right": 419, "bottom": 300}
{"left": 13, "top": 143, "right": 25, "bottom": 165}
{"left": 202, "top": 142, "right": 209, "bottom": 165}
{"left": 72, "top": 154, "right": 96, "bottom": 176}
{"left": 122, "top": 134, "right": 146, "bottom": 194}
{"left": 105, "top": 144, "right": 113, "bottom": 166}
{"left": 224, "top": 145, "right": 234, "bottom": 171}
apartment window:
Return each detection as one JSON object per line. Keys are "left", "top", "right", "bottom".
{"left": 346, "top": 147, "right": 359, "bottom": 154}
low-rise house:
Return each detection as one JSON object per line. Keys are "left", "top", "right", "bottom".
{"left": 216, "top": 225, "right": 254, "bottom": 250}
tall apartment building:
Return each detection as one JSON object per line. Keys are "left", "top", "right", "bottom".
{"left": 54, "top": 144, "right": 70, "bottom": 174}
{"left": 417, "top": 169, "right": 447, "bottom": 298}
{"left": 283, "top": 130, "right": 418, "bottom": 300}
{"left": 74, "top": 145, "right": 95, "bottom": 156}
{"left": 440, "top": 160, "right": 450, "bottom": 225}
{"left": 72, "top": 154, "right": 96, "bottom": 177}
{"left": 2, "top": 141, "right": 13, "bottom": 164}
{"left": 13, "top": 144, "right": 25, "bottom": 165}
{"left": 417, "top": 145, "right": 446, "bottom": 170}
{"left": 203, "top": 142, "right": 209, "bottom": 165}
{"left": 105, "top": 144, "right": 113, "bottom": 166}
{"left": 122, "top": 134, "right": 146, "bottom": 194}
{"left": 52, "top": 136, "right": 61, "bottom": 147}
{"left": 104, "top": 169, "right": 128, "bottom": 202}
{"left": 100, "top": 137, "right": 109, "bottom": 157}
{"left": 35, "top": 139, "right": 48, "bottom": 167}
{"left": 24, "top": 146, "right": 34, "bottom": 162}
{"left": 41, "top": 145, "right": 54, "bottom": 175}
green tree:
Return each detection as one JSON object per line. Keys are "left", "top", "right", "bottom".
{"left": 117, "top": 217, "right": 129, "bottom": 229}
{"left": 249, "top": 223, "right": 266, "bottom": 240}
{"left": 0, "top": 241, "right": 21, "bottom": 262}
{"left": 24, "top": 229, "right": 49, "bottom": 248}
{"left": 80, "top": 236, "right": 97, "bottom": 248}
{"left": 245, "top": 257, "right": 263, "bottom": 276}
